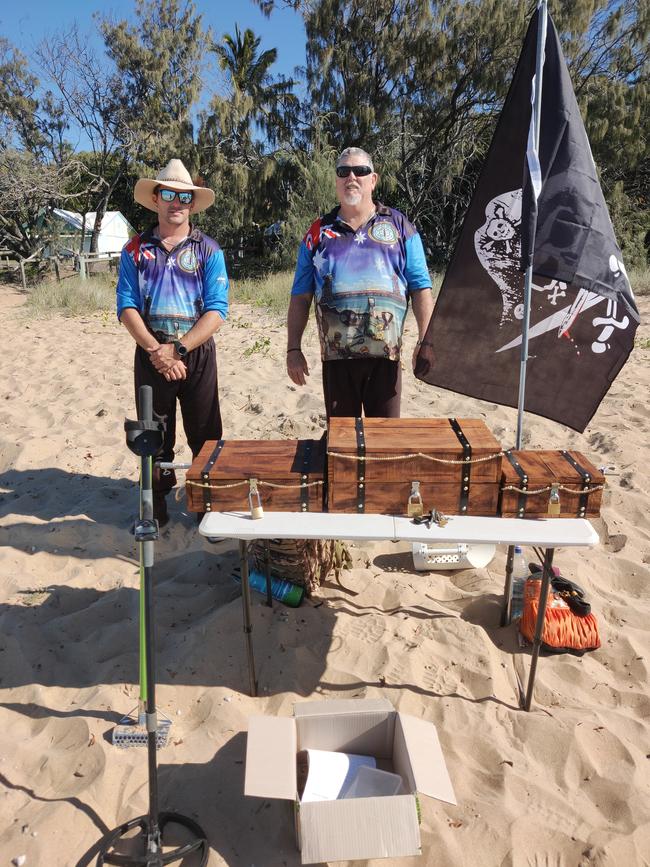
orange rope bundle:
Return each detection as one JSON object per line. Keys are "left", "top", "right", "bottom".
{"left": 520, "top": 577, "right": 601, "bottom": 652}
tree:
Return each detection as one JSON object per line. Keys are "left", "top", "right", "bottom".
{"left": 36, "top": 27, "right": 133, "bottom": 253}
{"left": 100, "top": 0, "right": 209, "bottom": 168}
{"left": 212, "top": 25, "right": 298, "bottom": 151}
{"left": 197, "top": 25, "right": 298, "bottom": 246}
{"left": 0, "top": 149, "right": 88, "bottom": 258}
{"left": 274, "top": 131, "right": 336, "bottom": 268}
{"left": 275, "top": 0, "right": 649, "bottom": 268}
{"left": 0, "top": 38, "right": 90, "bottom": 257}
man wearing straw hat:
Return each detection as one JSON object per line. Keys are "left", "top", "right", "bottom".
{"left": 287, "top": 146, "right": 433, "bottom": 418}
{"left": 116, "top": 158, "right": 229, "bottom": 526}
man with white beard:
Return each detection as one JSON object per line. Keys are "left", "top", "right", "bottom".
{"left": 286, "top": 147, "right": 433, "bottom": 418}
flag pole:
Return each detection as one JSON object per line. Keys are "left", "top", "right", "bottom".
{"left": 504, "top": 0, "right": 549, "bottom": 628}
{"left": 515, "top": 0, "right": 548, "bottom": 449}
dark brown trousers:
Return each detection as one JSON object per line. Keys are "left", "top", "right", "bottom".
{"left": 134, "top": 341, "right": 222, "bottom": 495}
{"left": 322, "top": 357, "right": 402, "bottom": 419}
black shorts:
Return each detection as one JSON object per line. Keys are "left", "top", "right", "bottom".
{"left": 322, "top": 357, "right": 401, "bottom": 418}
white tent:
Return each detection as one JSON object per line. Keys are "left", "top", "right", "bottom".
{"left": 51, "top": 209, "right": 135, "bottom": 256}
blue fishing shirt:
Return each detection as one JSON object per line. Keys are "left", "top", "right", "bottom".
{"left": 291, "top": 203, "right": 431, "bottom": 361}
{"left": 116, "top": 227, "right": 229, "bottom": 338}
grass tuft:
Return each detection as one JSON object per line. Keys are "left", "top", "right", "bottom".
{"left": 629, "top": 265, "right": 650, "bottom": 297}
{"left": 25, "top": 274, "right": 116, "bottom": 318}
{"left": 229, "top": 270, "right": 294, "bottom": 315}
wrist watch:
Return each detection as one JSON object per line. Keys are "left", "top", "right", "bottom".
{"left": 173, "top": 340, "right": 188, "bottom": 360}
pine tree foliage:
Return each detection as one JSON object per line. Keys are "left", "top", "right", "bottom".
{"left": 0, "top": 0, "right": 647, "bottom": 269}
{"left": 197, "top": 25, "right": 298, "bottom": 246}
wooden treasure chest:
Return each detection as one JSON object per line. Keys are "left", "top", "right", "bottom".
{"left": 327, "top": 417, "right": 503, "bottom": 516}
{"left": 498, "top": 450, "right": 605, "bottom": 518}
{"left": 185, "top": 438, "right": 325, "bottom": 513}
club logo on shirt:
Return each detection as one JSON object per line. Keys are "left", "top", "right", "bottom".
{"left": 369, "top": 222, "right": 399, "bottom": 245}
{"left": 177, "top": 249, "right": 198, "bottom": 273}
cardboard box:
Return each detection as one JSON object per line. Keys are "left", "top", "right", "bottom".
{"left": 245, "top": 698, "right": 456, "bottom": 864}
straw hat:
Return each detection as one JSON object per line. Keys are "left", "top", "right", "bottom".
{"left": 134, "top": 159, "right": 215, "bottom": 213}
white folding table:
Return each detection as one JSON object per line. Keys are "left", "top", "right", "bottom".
{"left": 199, "top": 511, "right": 598, "bottom": 711}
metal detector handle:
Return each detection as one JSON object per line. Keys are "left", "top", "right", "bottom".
{"left": 138, "top": 386, "right": 154, "bottom": 524}
{"left": 139, "top": 384, "right": 153, "bottom": 424}
{"left": 125, "top": 386, "right": 165, "bottom": 459}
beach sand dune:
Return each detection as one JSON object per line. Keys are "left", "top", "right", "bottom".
{"left": 0, "top": 284, "right": 648, "bottom": 866}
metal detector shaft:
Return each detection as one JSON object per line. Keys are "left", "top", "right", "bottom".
{"left": 137, "top": 385, "right": 161, "bottom": 844}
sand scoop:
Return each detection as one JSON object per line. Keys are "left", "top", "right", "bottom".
{"left": 112, "top": 454, "right": 171, "bottom": 749}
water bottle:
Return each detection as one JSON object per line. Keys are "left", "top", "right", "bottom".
{"left": 511, "top": 545, "right": 528, "bottom": 621}
{"left": 232, "top": 568, "right": 304, "bottom": 607}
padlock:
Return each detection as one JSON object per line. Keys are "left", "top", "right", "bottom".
{"left": 547, "top": 484, "right": 561, "bottom": 516}
{"left": 407, "top": 481, "right": 424, "bottom": 517}
{"left": 248, "top": 478, "right": 264, "bottom": 520}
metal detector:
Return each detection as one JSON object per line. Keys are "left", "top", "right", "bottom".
{"left": 96, "top": 385, "right": 207, "bottom": 866}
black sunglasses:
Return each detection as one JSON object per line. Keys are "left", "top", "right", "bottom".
{"left": 335, "top": 165, "right": 373, "bottom": 178}
{"left": 159, "top": 188, "right": 194, "bottom": 204}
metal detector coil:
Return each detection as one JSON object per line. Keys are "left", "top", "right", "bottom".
{"left": 412, "top": 542, "right": 496, "bottom": 571}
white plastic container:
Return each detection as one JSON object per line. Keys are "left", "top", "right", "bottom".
{"left": 412, "top": 542, "right": 496, "bottom": 571}
{"left": 341, "top": 765, "right": 404, "bottom": 799}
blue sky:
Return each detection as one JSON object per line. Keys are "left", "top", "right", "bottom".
{"left": 1, "top": 0, "right": 306, "bottom": 83}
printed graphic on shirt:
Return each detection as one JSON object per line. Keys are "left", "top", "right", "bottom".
{"left": 303, "top": 219, "right": 321, "bottom": 251}
{"left": 368, "top": 221, "right": 400, "bottom": 245}
{"left": 178, "top": 248, "right": 199, "bottom": 274}
{"left": 317, "top": 291, "right": 406, "bottom": 361}
{"left": 292, "top": 206, "right": 429, "bottom": 361}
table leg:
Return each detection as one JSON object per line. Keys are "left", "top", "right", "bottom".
{"left": 524, "top": 548, "right": 554, "bottom": 711}
{"left": 239, "top": 540, "right": 258, "bottom": 696}
{"left": 264, "top": 540, "right": 272, "bottom": 607}
{"left": 501, "top": 544, "right": 516, "bottom": 626}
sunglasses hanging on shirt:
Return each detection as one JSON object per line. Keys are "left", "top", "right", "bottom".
{"left": 159, "top": 189, "right": 194, "bottom": 204}
{"left": 335, "top": 165, "right": 373, "bottom": 178}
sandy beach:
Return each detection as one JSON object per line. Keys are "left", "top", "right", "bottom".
{"left": 0, "top": 281, "right": 648, "bottom": 867}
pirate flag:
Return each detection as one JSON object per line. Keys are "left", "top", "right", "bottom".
{"left": 415, "top": 7, "right": 640, "bottom": 433}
